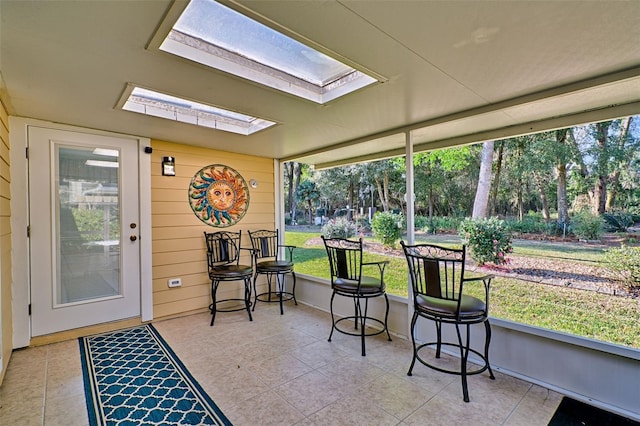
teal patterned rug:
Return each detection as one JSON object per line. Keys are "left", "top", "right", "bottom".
{"left": 79, "top": 325, "right": 231, "bottom": 425}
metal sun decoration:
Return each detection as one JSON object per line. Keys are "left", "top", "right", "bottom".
{"left": 188, "top": 164, "right": 250, "bottom": 227}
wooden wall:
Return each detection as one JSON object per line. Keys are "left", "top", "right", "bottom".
{"left": 0, "top": 89, "right": 12, "bottom": 381}
{"left": 150, "top": 140, "right": 275, "bottom": 319}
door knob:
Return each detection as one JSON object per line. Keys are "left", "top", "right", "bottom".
{"left": 130, "top": 235, "right": 138, "bottom": 241}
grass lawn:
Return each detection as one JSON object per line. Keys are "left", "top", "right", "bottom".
{"left": 286, "top": 229, "right": 639, "bottom": 349}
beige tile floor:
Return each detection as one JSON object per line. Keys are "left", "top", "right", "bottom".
{"left": 0, "top": 302, "right": 564, "bottom": 425}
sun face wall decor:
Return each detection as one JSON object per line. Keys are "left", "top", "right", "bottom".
{"left": 189, "top": 164, "right": 250, "bottom": 227}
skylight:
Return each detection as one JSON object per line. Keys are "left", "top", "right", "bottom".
{"left": 121, "top": 87, "right": 276, "bottom": 135}
{"left": 157, "top": 0, "right": 379, "bottom": 104}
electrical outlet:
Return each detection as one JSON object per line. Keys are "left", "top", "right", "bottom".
{"left": 167, "top": 278, "right": 182, "bottom": 288}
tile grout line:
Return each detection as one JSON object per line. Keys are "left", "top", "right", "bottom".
{"left": 502, "top": 382, "right": 533, "bottom": 425}
{"left": 41, "top": 346, "right": 50, "bottom": 426}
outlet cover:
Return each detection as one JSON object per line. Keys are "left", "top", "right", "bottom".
{"left": 168, "top": 278, "right": 182, "bottom": 288}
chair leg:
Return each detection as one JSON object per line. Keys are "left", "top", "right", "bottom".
{"left": 277, "top": 273, "right": 284, "bottom": 315}
{"left": 353, "top": 298, "right": 359, "bottom": 331}
{"left": 291, "top": 271, "right": 298, "bottom": 305}
{"left": 407, "top": 311, "right": 419, "bottom": 376}
{"left": 359, "top": 298, "right": 366, "bottom": 356}
{"left": 484, "top": 319, "right": 495, "bottom": 380}
{"left": 383, "top": 293, "right": 392, "bottom": 342}
{"left": 210, "top": 280, "right": 219, "bottom": 326}
{"left": 244, "top": 277, "right": 253, "bottom": 322}
{"left": 266, "top": 273, "right": 273, "bottom": 301}
{"left": 435, "top": 321, "right": 442, "bottom": 358}
{"left": 328, "top": 291, "right": 337, "bottom": 342}
{"left": 455, "top": 323, "right": 470, "bottom": 402}
{"left": 252, "top": 273, "right": 259, "bottom": 311}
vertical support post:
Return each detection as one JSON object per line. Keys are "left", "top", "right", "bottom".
{"left": 405, "top": 131, "right": 415, "bottom": 244}
{"left": 274, "top": 160, "right": 289, "bottom": 303}
{"left": 405, "top": 131, "right": 415, "bottom": 339}
{"left": 275, "top": 159, "right": 285, "bottom": 249}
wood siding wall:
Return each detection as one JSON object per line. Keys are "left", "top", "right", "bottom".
{"left": 150, "top": 140, "right": 275, "bottom": 319}
{"left": 0, "top": 92, "right": 12, "bottom": 381}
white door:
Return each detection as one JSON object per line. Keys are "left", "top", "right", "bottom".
{"left": 29, "top": 127, "right": 141, "bottom": 336}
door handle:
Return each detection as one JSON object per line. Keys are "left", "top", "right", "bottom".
{"left": 130, "top": 235, "right": 138, "bottom": 241}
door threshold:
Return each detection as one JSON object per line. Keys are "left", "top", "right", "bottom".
{"left": 29, "top": 317, "right": 144, "bottom": 347}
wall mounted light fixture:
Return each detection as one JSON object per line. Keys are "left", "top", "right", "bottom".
{"left": 162, "top": 156, "right": 176, "bottom": 176}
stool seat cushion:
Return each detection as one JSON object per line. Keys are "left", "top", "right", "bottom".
{"left": 416, "top": 294, "right": 485, "bottom": 319}
{"left": 333, "top": 276, "right": 385, "bottom": 295}
{"left": 210, "top": 264, "right": 253, "bottom": 278}
{"left": 256, "top": 260, "right": 293, "bottom": 272}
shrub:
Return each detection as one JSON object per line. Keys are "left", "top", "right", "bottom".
{"left": 371, "top": 211, "right": 404, "bottom": 248}
{"left": 572, "top": 210, "right": 604, "bottom": 241}
{"left": 414, "top": 215, "right": 431, "bottom": 230}
{"left": 505, "top": 212, "right": 549, "bottom": 234}
{"left": 459, "top": 217, "right": 513, "bottom": 266}
{"left": 602, "top": 211, "right": 635, "bottom": 232}
{"left": 625, "top": 205, "right": 640, "bottom": 221}
{"left": 603, "top": 245, "right": 640, "bottom": 291}
{"left": 415, "top": 215, "right": 463, "bottom": 234}
{"left": 321, "top": 218, "right": 357, "bottom": 239}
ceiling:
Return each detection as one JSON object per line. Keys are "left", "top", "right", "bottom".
{"left": 1, "top": 0, "right": 640, "bottom": 168}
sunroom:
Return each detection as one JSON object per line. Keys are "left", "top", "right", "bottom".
{"left": 0, "top": 0, "right": 639, "bottom": 424}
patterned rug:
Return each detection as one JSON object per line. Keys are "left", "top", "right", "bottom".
{"left": 79, "top": 324, "right": 231, "bottom": 425}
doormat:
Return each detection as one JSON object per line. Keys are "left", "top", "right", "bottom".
{"left": 79, "top": 324, "right": 232, "bottom": 425}
{"left": 548, "top": 397, "right": 639, "bottom": 426}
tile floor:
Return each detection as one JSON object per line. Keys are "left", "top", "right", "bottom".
{"left": 0, "top": 302, "right": 564, "bottom": 425}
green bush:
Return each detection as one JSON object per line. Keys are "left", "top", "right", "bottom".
{"left": 505, "top": 212, "right": 549, "bottom": 234}
{"left": 603, "top": 245, "right": 640, "bottom": 291}
{"left": 414, "top": 215, "right": 431, "bottom": 230}
{"left": 572, "top": 210, "right": 604, "bottom": 240}
{"left": 321, "top": 218, "right": 357, "bottom": 238}
{"left": 371, "top": 211, "right": 404, "bottom": 248}
{"left": 459, "top": 217, "right": 513, "bottom": 266}
{"left": 625, "top": 205, "right": 640, "bottom": 222}
{"left": 417, "top": 215, "right": 463, "bottom": 234}
{"left": 602, "top": 211, "right": 635, "bottom": 232}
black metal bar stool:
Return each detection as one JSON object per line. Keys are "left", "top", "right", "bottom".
{"left": 248, "top": 229, "right": 297, "bottom": 315}
{"left": 322, "top": 236, "right": 392, "bottom": 356}
{"left": 204, "top": 231, "right": 254, "bottom": 326}
{"left": 401, "top": 241, "right": 495, "bottom": 402}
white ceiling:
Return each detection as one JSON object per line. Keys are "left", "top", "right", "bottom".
{"left": 1, "top": 0, "right": 639, "bottom": 167}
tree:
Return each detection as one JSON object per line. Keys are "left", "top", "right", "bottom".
{"left": 315, "top": 165, "right": 359, "bottom": 218}
{"left": 362, "top": 159, "right": 405, "bottom": 213}
{"left": 284, "top": 161, "right": 305, "bottom": 223}
{"left": 605, "top": 117, "right": 637, "bottom": 210}
{"left": 284, "top": 162, "right": 295, "bottom": 216}
{"left": 525, "top": 132, "right": 557, "bottom": 223}
{"left": 512, "top": 138, "right": 526, "bottom": 220}
{"left": 555, "top": 129, "right": 571, "bottom": 228}
{"left": 414, "top": 146, "right": 473, "bottom": 219}
{"left": 495, "top": 134, "right": 556, "bottom": 222}
{"left": 295, "top": 180, "right": 320, "bottom": 225}
{"left": 593, "top": 121, "right": 611, "bottom": 214}
{"left": 489, "top": 141, "right": 504, "bottom": 216}
{"left": 472, "top": 141, "right": 494, "bottom": 218}
{"left": 570, "top": 118, "right": 639, "bottom": 214}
